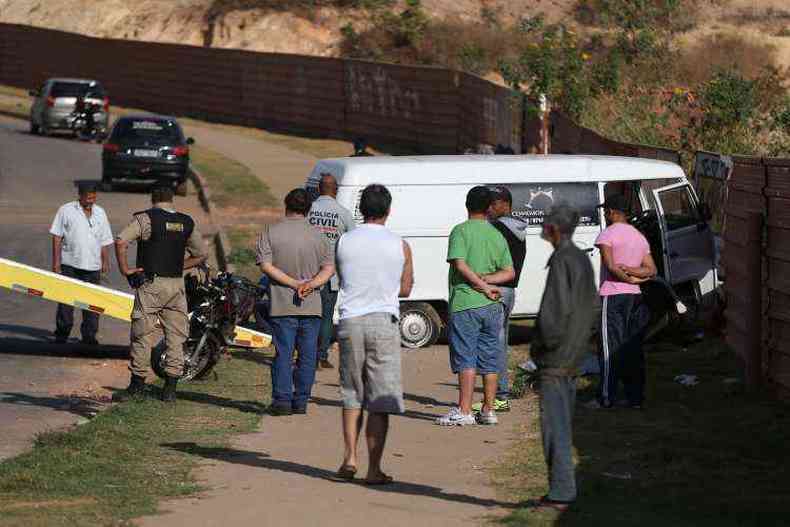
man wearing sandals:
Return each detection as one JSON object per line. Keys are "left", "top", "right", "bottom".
{"left": 333, "top": 184, "right": 414, "bottom": 484}
{"left": 529, "top": 204, "right": 598, "bottom": 511}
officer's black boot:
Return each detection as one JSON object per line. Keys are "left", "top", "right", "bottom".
{"left": 113, "top": 374, "right": 146, "bottom": 402}
{"left": 161, "top": 376, "right": 178, "bottom": 403}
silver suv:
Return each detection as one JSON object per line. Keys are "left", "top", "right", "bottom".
{"left": 29, "top": 78, "right": 110, "bottom": 136}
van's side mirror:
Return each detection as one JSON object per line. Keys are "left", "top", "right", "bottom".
{"left": 186, "top": 137, "right": 195, "bottom": 145}
{"left": 28, "top": 89, "right": 39, "bottom": 97}
{"left": 699, "top": 202, "right": 713, "bottom": 222}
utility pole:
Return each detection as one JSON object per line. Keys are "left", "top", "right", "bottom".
{"left": 539, "top": 94, "right": 550, "bottom": 155}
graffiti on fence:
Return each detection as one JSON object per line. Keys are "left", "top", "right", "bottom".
{"left": 346, "top": 64, "right": 421, "bottom": 119}
{"left": 694, "top": 151, "right": 733, "bottom": 236}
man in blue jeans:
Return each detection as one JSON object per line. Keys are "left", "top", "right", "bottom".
{"left": 436, "top": 186, "right": 515, "bottom": 427}
{"left": 472, "top": 186, "right": 528, "bottom": 414}
{"left": 256, "top": 189, "right": 335, "bottom": 416}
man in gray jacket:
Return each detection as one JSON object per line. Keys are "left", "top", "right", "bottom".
{"left": 529, "top": 203, "right": 599, "bottom": 511}
{"left": 308, "top": 173, "right": 356, "bottom": 369}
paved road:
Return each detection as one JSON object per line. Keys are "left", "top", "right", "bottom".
{"left": 0, "top": 115, "right": 211, "bottom": 460}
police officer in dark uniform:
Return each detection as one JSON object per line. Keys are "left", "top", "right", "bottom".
{"left": 113, "top": 186, "right": 206, "bottom": 402}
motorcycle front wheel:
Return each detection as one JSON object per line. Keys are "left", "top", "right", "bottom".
{"left": 151, "top": 336, "right": 221, "bottom": 382}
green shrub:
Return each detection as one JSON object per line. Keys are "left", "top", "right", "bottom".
{"left": 500, "top": 24, "right": 595, "bottom": 120}
{"left": 771, "top": 98, "right": 790, "bottom": 132}
{"left": 458, "top": 43, "right": 487, "bottom": 75}
{"left": 699, "top": 70, "right": 756, "bottom": 131}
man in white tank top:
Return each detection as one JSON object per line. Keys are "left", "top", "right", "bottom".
{"left": 331, "top": 184, "right": 414, "bottom": 485}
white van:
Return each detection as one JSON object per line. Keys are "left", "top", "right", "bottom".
{"left": 306, "top": 155, "right": 717, "bottom": 348}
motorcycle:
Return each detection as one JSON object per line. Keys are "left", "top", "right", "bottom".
{"left": 69, "top": 101, "right": 106, "bottom": 141}
{"left": 151, "top": 265, "right": 264, "bottom": 382}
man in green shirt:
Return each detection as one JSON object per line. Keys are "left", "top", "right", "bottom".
{"left": 436, "top": 186, "right": 515, "bottom": 427}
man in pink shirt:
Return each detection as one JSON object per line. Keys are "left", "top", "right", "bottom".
{"left": 593, "top": 195, "right": 657, "bottom": 409}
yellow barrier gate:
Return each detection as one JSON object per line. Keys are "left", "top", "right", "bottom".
{"left": 0, "top": 257, "right": 271, "bottom": 348}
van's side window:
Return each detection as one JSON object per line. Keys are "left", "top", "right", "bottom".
{"left": 641, "top": 178, "right": 682, "bottom": 210}
{"left": 657, "top": 186, "right": 701, "bottom": 231}
{"left": 502, "top": 182, "right": 600, "bottom": 226}
{"left": 604, "top": 181, "right": 643, "bottom": 215}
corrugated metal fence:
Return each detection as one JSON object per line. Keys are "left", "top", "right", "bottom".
{"left": 0, "top": 23, "right": 525, "bottom": 154}
{"left": 722, "top": 156, "right": 790, "bottom": 399}
{"left": 765, "top": 160, "right": 790, "bottom": 399}
{"left": 546, "top": 111, "right": 682, "bottom": 164}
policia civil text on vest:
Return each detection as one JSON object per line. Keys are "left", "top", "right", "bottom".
{"left": 113, "top": 186, "right": 206, "bottom": 403}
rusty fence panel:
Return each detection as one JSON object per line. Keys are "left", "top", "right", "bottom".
{"left": 458, "top": 73, "right": 523, "bottom": 154}
{"left": 0, "top": 23, "right": 463, "bottom": 153}
{"left": 545, "top": 111, "right": 680, "bottom": 165}
{"left": 343, "top": 60, "right": 459, "bottom": 153}
{"left": 765, "top": 159, "right": 790, "bottom": 399}
{"left": 722, "top": 156, "right": 766, "bottom": 390}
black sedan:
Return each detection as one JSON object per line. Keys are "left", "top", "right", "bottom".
{"left": 102, "top": 115, "right": 194, "bottom": 196}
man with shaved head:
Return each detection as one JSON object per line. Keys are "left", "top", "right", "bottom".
{"left": 308, "top": 173, "right": 356, "bottom": 369}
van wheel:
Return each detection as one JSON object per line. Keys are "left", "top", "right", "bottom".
{"left": 175, "top": 179, "right": 188, "bottom": 197}
{"left": 400, "top": 302, "right": 442, "bottom": 349}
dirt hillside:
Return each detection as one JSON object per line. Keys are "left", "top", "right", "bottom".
{"left": 0, "top": 0, "right": 788, "bottom": 68}
{"left": 0, "top": 0, "right": 572, "bottom": 55}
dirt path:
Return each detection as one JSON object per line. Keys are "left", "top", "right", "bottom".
{"left": 137, "top": 345, "right": 523, "bottom": 526}
{"left": 182, "top": 123, "right": 318, "bottom": 203}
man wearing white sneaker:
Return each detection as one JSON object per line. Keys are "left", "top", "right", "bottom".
{"left": 436, "top": 186, "right": 514, "bottom": 427}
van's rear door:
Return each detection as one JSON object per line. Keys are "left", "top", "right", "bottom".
{"left": 651, "top": 182, "right": 716, "bottom": 290}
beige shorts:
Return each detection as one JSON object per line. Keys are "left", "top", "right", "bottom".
{"left": 338, "top": 313, "right": 404, "bottom": 414}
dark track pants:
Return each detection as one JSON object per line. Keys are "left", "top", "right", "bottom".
{"left": 55, "top": 265, "right": 101, "bottom": 340}
{"left": 598, "top": 294, "right": 649, "bottom": 406}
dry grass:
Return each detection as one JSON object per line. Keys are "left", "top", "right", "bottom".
{"left": 496, "top": 336, "right": 790, "bottom": 526}
{"left": 675, "top": 32, "right": 780, "bottom": 86}
{"left": 0, "top": 357, "right": 267, "bottom": 526}
{"left": 226, "top": 225, "right": 262, "bottom": 281}
{"left": 340, "top": 14, "right": 524, "bottom": 75}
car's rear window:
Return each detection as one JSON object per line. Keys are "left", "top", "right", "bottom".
{"left": 50, "top": 82, "right": 106, "bottom": 98}
{"left": 111, "top": 119, "right": 183, "bottom": 143}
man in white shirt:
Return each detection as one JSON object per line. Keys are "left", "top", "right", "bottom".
{"left": 307, "top": 173, "right": 356, "bottom": 369}
{"left": 331, "top": 184, "right": 413, "bottom": 485}
{"left": 50, "top": 182, "right": 114, "bottom": 345}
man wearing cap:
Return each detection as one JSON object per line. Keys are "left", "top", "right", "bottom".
{"left": 50, "top": 182, "right": 114, "bottom": 345}
{"left": 113, "top": 186, "right": 206, "bottom": 403}
{"left": 592, "top": 194, "right": 656, "bottom": 409}
{"left": 472, "top": 186, "right": 528, "bottom": 414}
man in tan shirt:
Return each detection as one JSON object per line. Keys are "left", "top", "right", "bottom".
{"left": 256, "top": 188, "right": 334, "bottom": 416}
{"left": 113, "top": 186, "right": 206, "bottom": 402}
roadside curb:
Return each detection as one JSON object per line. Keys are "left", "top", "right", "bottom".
{"left": 188, "top": 166, "right": 235, "bottom": 273}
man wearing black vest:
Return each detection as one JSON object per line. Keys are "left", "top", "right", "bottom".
{"left": 113, "top": 186, "right": 206, "bottom": 402}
